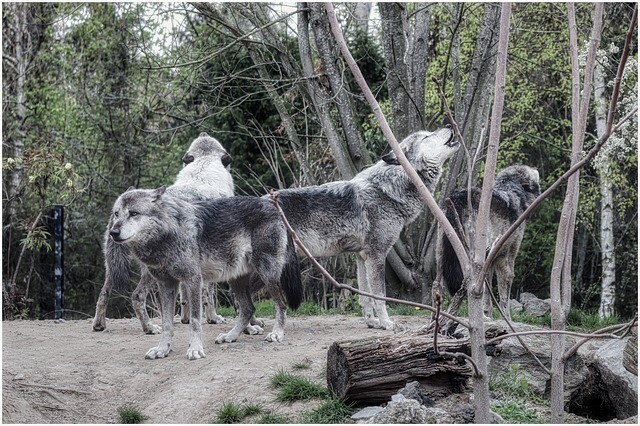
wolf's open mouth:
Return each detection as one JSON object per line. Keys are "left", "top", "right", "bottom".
{"left": 445, "top": 131, "right": 459, "bottom": 147}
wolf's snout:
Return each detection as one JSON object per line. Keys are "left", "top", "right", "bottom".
{"left": 182, "top": 154, "right": 195, "bottom": 165}
{"left": 109, "top": 228, "right": 122, "bottom": 241}
{"left": 445, "top": 123, "right": 452, "bottom": 129}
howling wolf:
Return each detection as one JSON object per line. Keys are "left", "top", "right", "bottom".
{"left": 220, "top": 126, "right": 459, "bottom": 337}
{"left": 436, "top": 165, "right": 541, "bottom": 319}
{"left": 92, "top": 132, "right": 234, "bottom": 334}
{"left": 107, "top": 188, "right": 302, "bottom": 359}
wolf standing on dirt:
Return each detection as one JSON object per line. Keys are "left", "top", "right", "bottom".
{"left": 92, "top": 132, "right": 234, "bottom": 334}
{"left": 107, "top": 187, "right": 302, "bottom": 359}
{"left": 222, "top": 125, "right": 459, "bottom": 336}
{"left": 435, "top": 165, "right": 541, "bottom": 319}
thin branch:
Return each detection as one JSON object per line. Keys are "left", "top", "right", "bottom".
{"left": 562, "top": 315, "right": 637, "bottom": 361}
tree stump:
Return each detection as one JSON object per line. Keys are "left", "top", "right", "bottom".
{"left": 326, "top": 332, "right": 474, "bottom": 405}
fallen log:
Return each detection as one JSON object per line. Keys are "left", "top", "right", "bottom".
{"left": 327, "top": 333, "right": 472, "bottom": 405}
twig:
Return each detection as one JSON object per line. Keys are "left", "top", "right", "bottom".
{"left": 268, "top": 191, "right": 471, "bottom": 330}
{"left": 562, "top": 315, "right": 637, "bottom": 361}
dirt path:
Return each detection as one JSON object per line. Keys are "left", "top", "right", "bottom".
{"left": 2, "top": 314, "right": 429, "bottom": 424}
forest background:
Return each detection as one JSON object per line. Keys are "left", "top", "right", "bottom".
{"left": 2, "top": 2, "right": 637, "bottom": 323}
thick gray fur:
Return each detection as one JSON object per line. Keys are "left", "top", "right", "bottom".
{"left": 435, "top": 165, "right": 541, "bottom": 319}
{"left": 107, "top": 189, "right": 302, "bottom": 359}
{"left": 92, "top": 133, "right": 234, "bottom": 334}
{"left": 225, "top": 126, "right": 459, "bottom": 333}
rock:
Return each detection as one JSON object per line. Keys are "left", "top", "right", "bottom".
{"left": 519, "top": 292, "right": 550, "bottom": 317}
{"left": 593, "top": 337, "right": 638, "bottom": 420}
{"left": 487, "top": 320, "right": 589, "bottom": 399}
{"left": 351, "top": 406, "right": 384, "bottom": 420}
{"left": 395, "top": 381, "right": 434, "bottom": 406}
{"left": 366, "top": 399, "right": 428, "bottom": 424}
{"left": 623, "top": 327, "right": 637, "bottom": 376}
{"left": 508, "top": 299, "right": 523, "bottom": 314}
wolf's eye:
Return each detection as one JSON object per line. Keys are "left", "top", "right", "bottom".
{"left": 113, "top": 212, "right": 119, "bottom": 218}
{"left": 130, "top": 211, "right": 139, "bottom": 217}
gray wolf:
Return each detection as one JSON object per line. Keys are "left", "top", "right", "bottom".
{"left": 107, "top": 188, "right": 302, "bottom": 359}
{"left": 224, "top": 126, "right": 459, "bottom": 335}
{"left": 435, "top": 165, "right": 541, "bottom": 319}
{"left": 92, "top": 132, "right": 234, "bottom": 334}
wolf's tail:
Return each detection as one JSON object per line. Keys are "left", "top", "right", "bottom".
{"left": 281, "top": 233, "right": 303, "bottom": 310}
{"left": 441, "top": 191, "right": 467, "bottom": 295}
{"left": 104, "top": 230, "right": 132, "bottom": 291}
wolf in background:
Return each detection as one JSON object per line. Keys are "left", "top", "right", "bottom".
{"left": 92, "top": 132, "right": 234, "bottom": 334}
{"left": 107, "top": 188, "right": 302, "bottom": 359}
{"left": 218, "top": 126, "right": 459, "bottom": 338}
{"left": 435, "top": 165, "right": 541, "bottom": 319}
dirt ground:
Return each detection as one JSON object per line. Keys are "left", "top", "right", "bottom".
{"left": 2, "top": 313, "right": 430, "bottom": 424}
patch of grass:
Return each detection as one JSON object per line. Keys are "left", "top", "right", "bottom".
{"left": 301, "top": 396, "right": 356, "bottom": 424}
{"left": 214, "top": 401, "right": 244, "bottom": 424}
{"left": 270, "top": 370, "right": 329, "bottom": 402}
{"left": 492, "top": 398, "right": 545, "bottom": 424}
{"left": 291, "top": 357, "right": 313, "bottom": 370}
{"left": 567, "top": 309, "right": 622, "bottom": 332}
{"left": 258, "top": 412, "right": 291, "bottom": 424}
{"left": 510, "top": 311, "right": 552, "bottom": 327}
{"left": 213, "top": 401, "right": 265, "bottom": 424}
{"left": 117, "top": 406, "right": 146, "bottom": 424}
{"left": 290, "top": 301, "right": 324, "bottom": 316}
{"left": 489, "top": 364, "right": 546, "bottom": 406}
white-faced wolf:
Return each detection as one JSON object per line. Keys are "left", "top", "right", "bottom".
{"left": 92, "top": 133, "right": 234, "bottom": 334}
{"left": 435, "top": 165, "right": 541, "bottom": 319}
{"left": 107, "top": 187, "right": 302, "bottom": 359}
{"left": 220, "top": 126, "right": 459, "bottom": 337}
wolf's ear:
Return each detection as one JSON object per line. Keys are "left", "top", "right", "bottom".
{"left": 381, "top": 150, "right": 400, "bottom": 165}
{"left": 151, "top": 186, "right": 166, "bottom": 201}
{"left": 126, "top": 186, "right": 136, "bottom": 192}
{"left": 221, "top": 153, "right": 232, "bottom": 167}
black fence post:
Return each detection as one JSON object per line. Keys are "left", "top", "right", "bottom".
{"left": 53, "top": 205, "right": 64, "bottom": 319}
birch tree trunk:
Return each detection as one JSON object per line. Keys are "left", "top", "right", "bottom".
{"left": 550, "top": 4, "right": 603, "bottom": 422}
{"left": 594, "top": 61, "right": 616, "bottom": 319}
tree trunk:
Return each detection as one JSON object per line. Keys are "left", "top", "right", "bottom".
{"left": 327, "top": 333, "right": 473, "bottom": 404}
{"left": 551, "top": 4, "right": 603, "bottom": 422}
{"left": 308, "top": 3, "right": 371, "bottom": 173}
{"left": 594, "top": 61, "right": 616, "bottom": 319}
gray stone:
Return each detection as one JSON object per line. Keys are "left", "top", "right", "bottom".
{"left": 593, "top": 337, "right": 638, "bottom": 420}
{"left": 518, "top": 293, "right": 550, "bottom": 317}
{"left": 508, "top": 299, "right": 524, "bottom": 314}
{"left": 351, "top": 406, "right": 384, "bottom": 420}
{"left": 366, "top": 399, "right": 428, "bottom": 424}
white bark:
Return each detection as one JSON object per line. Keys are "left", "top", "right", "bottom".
{"left": 594, "top": 62, "right": 616, "bottom": 319}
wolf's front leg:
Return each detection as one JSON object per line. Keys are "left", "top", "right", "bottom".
{"left": 184, "top": 276, "right": 205, "bottom": 360}
{"left": 132, "top": 269, "right": 162, "bottom": 334}
{"left": 356, "top": 257, "right": 379, "bottom": 328}
{"left": 145, "top": 279, "right": 178, "bottom": 359}
{"left": 365, "top": 257, "right": 396, "bottom": 331}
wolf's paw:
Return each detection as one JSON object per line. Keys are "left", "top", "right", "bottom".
{"left": 145, "top": 345, "right": 170, "bottom": 359}
{"left": 92, "top": 319, "right": 106, "bottom": 332}
{"left": 250, "top": 317, "right": 265, "bottom": 328}
{"left": 265, "top": 331, "right": 284, "bottom": 343}
{"left": 243, "top": 324, "right": 264, "bottom": 335}
{"left": 143, "top": 323, "right": 162, "bottom": 335}
{"left": 187, "top": 346, "right": 206, "bottom": 360}
{"left": 215, "top": 332, "right": 237, "bottom": 344}
{"left": 207, "top": 314, "right": 226, "bottom": 325}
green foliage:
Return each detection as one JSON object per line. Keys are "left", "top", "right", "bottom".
{"left": 213, "top": 401, "right": 265, "bottom": 424}
{"left": 291, "top": 358, "right": 313, "bottom": 370}
{"left": 300, "top": 397, "right": 356, "bottom": 424}
{"left": 117, "top": 406, "right": 146, "bottom": 424}
{"left": 566, "top": 309, "right": 623, "bottom": 332}
{"left": 270, "top": 370, "right": 329, "bottom": 402}
{"left": 492, "top": 399, "right": 545, "bottom": 424}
